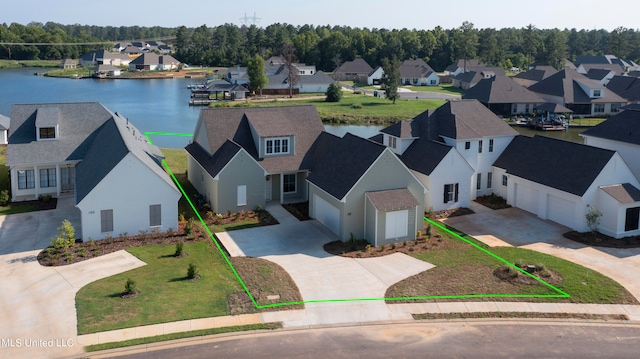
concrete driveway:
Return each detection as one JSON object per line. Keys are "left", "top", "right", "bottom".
{"left": 443, "top": 203, "right": 640, "bottom": 301}
{"left": 217, "top": 207, "right": 433, "bottom": 326}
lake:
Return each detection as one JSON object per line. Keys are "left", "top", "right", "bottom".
{"left": 0, "top": 68, "right": 387, "bottom": 148}
{"left": 0, "top": 67, "right": 587, "bottom": 147}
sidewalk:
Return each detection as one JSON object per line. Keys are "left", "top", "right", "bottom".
{"left": 77, "top": 300, "right": 640, "bottom": 348}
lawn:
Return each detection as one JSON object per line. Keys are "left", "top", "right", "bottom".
{"left": 0, "top": 59, "right": 60, "bottom": 69}
{"left": 571, "top": 117, "right": 606, "bottom": 126}
{"left": 76, "top": 241, "right": 242, "bottom": 334}
{"left": 386, "top": 223, "right": 637, "bottom": 304}
{"left": 43, "top": 66, "right": 95, "bottom": 78}
{"left": 231, "top": 95, "right": 445, "bottom": 124}
{"left": 161, "top": 148, "right": 197, "bottom": 220}
{"left": 401, "top": 84, "right": 464, "bottom": 95}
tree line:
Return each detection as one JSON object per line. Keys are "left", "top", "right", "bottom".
{"left": 2, "top": 21, "right": 640, "bottom": 72}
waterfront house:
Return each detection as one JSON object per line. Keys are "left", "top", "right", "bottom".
{"left": 332, "top": 58, "right": 374, "bottom": 82}
{"left": 399, "top": 59, "right": 440, "bottom": 86}
{"left": 462, "top": 75, "right": 546, "bottom": 117}
{"left": 0, "top": 114, "right": 9, "bottom": 145}
{"left": 128, "top": 53, "right": 180, "bottom": 71}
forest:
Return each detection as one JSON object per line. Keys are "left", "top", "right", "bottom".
{"left": 2, "top": 21, "right": 640, "bottom": 72}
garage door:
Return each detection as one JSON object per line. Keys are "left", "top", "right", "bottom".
{"left": 514, "top": 183, "right": 539, "bottom": 214}
{"left": 547, "top": 194, "right": 576, "bottom": 229}
{"left": 313, "top": 194, "right": 340, "bottom": 235}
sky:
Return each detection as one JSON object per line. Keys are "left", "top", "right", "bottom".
{"left": 2, "top": 0, "right": 639, "bottom": 32}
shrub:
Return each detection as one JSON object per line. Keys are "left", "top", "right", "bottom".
{"left": 255, "top": 204, "right": 262, "bottom": 212}
{"left": 174, "top": 242, "right": 184, "bottom": 257}
{"left": 391, "top": 243, "right": 396, "bottom": 250}
{"left": 50, "top": 219, "right": 76, "bottom": 252}
{"left": 77, "top": 247, "right": 86, "bottom": 258}
{"left": 206, "top": 211, "right": 215, "bottom": 222}
{"left": 585, "top": 206, "right": 603, "bottom": 233}
{"left": 184, "top": 218, "right": 193, "bottom": 236}
{"left": 0, "top": 190, "right": 9, "bottom": 206}
{"left": 187, "top": 263, "right": 198, "bottom": 279}
{"left": 350, "top": 103, "right": 362, "bottom": 109}
{"left": 325, "top": 83, "right": 342, "bottom": 102}
{"left": 426, "top": 224, "right": 432, "bottom": 238}
{"left": 365, "top": 244, "right": 371, "bottom": 252}
{"left": 124, "top": 278, "right": 137, "bottom": 295}
{"left": 379, "top": 244, "right": 385, "bottom": 252}
{"left": 38, "top": 194, "right": 53, "bottom": 202}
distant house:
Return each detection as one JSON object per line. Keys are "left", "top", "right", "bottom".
{"left": 263, "top": 68, "right": 333, "bottom": 94}
{"left": 367, "top": 66, "right": 384, "bottom": 86}
{"left": 577, "top": 63, "right": 624, "bottom": 77}
{"left": 94, "top": 64, "right": 121, "bottom": 77}
{"left": 190, "top": 80, "right": 248, "bottom": 102}
{"left": 79, "top": 50, "right": 131, "bottom": 67}
{"left": 306, "top": 132, "right": 426, "bottom": 245}
{"left": 128, "top": 53, "right": 180, "bottom": 71}
{"left": 462, "top": 75, "right": 546, "bottom": 117}
{"left": 575, "top": 55, "right": 639, "bottom": 73}
{"left": 606, "top": 75, "right": 640, "bottom": 103}
{"left": 444, "top": 59, "right": 486, "bottom": 76}
{"left": 399, "top": 59, "right": 439, "bottom": 86}
{"left": 528, "top": 69, "right": 627, "bottom": 116}
{"left": 493, "top": 135, "right": 640, "bottom": 238}
{"left": 332, "top": 58, "right": 373, "bottom": 82}
{"left": 60, "top": 59, "right": 77, "bottom": 69}
{"left": 0, "top": 114, "right": 9, "bottom": 145}
{"left": 6, "top": 102, "right": 180, "bottom": 240}
{"left": 453, "top": 67, "right": 505, "bottom": 90}
{"left": 584, "top": 68, "right": 616, "bottom": 86}
{"left": 581, "top": 107, "right": 640, "bottom": 182}
{"left": 512, "top": 66, "right": 558, "bottom": 87}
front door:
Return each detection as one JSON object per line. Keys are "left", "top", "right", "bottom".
{"left": 265, "top": 175, "right": 272, "bottom": 201}
{"left": 60, "top": 167, "right": 75, "bottom": 192}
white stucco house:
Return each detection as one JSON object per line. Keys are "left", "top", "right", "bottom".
{"left": 6, "top": 102, "right": 180, "bottom": 240}
{"left": 0, "top": 114, "right": 9, "bottom": 145}
{"left": 367, "top": 66, "right": 384, "bottom": 86}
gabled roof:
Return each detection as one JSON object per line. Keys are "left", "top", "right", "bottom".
{"left": 528, "top": 69, "right": 626, "bottom": 104}
{"left": 333, "top": 58, "right": 373, "bottom": 74}
{"left": 368, "top": 66, "right": 383, "bottom": 77}
{"left": 306, "top": 133, "right": 386, "bottom": 200}
{"left": 74, "top": 111, "right": 176, "bottom": 204}
{"left": 581, "top": 64, "right": 623, "bottom": 76}
{"left": 581, "top": 108, "right": 640, "bottom": 146}
{"left": 493, "top": 135, "right": 616, "bottom": 196}
{"left": 266, "top": 67, "right": 333, "bottom": 87}
{"left": 400, "top": 139, "right": 453, "bottom": 176}
{"left": 606, "top": 75, "right": 640, "bottom": 102}
{"left": 399, "top": 59, "right": 437, "bottom": 79}
{"left": 129, "top": 53, "right": 179, "bottom": 66}
{"left": 380, "top": 119, "right": 420, "bottom": 138}
{"left": 586, "top": 68, "right": 615, "bottom": 81}
{"left": 80, "top": 50, "right": 114, "bottom": 61}
{"left": 575, "top": 55, "right": 635, "bottom": 69}
{"left": 366, "top": 189, "right": 420, "bottom": 211}
{"left": 7, "top": 102, "right": 117, "bottom": 165}
{"left": 445, "top": 59, "right": 485, "bottom": 72}
{"left": 600, "top": 183, "right": 640, "bottom": 204}
{"left": 194, "top": 105, "right": 324, "bottom": 174}
{"left": 185, "top": 140, "right": 242, "bottom": 179}
{"left": 0, "top": 114, "right": 9, "bottom": 131}
{"left": 430, "top": 100, "right": 518, "bottom": 140}
{"left": 514, "top": 66, "right": 558, "bottom": 81}
{"left": 462, "top": 76, "right": 545, "bottom": 104}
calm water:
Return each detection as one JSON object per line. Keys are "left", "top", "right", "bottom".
{"left": 0, "top": 68, "right": 384, "bottom": 148}
{"left": 513, "top": 125, "right": 586, "bottom": 143}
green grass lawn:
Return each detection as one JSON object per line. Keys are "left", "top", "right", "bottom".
{"left": 401, "top": 84, "right": 464, "bottom": 95}
{"left": 0, "top": 59, "right": 61, "bottom": 69}
{"left": 237, "top": 95, "right": 444, "bottom": 124}
{"left": 43, "top": 66, "right": 95, "bottom": 78}
{"left": 400, "top": 225, "right": 636, "bottom": 304}
{"left": 76, "top": 241, "right": 242, "bottom": 334}
{"left": 571, "top": 118, "right": 606, "bottom": 126}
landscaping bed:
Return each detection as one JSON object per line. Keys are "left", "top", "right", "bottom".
{"left": 426, "top": 207, "right": 474, "bottom": 220}
{"left": 282, "top": 201, "right": 311, "bottom": 221}
{"left": 564, "top": 231, "right": 640, "bottom": 248}
{"left": 205, "top": 209, "right": 279, "bottom": 232}
{"left": 474, "top": 194, "right": 511, "bottom": 210}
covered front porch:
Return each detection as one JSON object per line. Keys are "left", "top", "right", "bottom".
{"left": 265, "top": 171, "right": 308, "bottom": 205}
{"left": 10, "top": 162, "right": 77, "bottom": 202}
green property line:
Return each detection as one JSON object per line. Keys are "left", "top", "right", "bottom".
{"left": 147, "top": 131, "right": 570, "bottom": 310}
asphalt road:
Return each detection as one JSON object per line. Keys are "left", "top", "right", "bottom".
{"left": 98, "top": 322, "right": 640, "bottom": 359}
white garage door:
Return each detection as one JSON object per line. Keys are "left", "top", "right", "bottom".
{"left": 547, "top": 194, "right": 576, "bottom": 229}
{"left": 514, "top": 183, "right": 539, "bottom": 215}
{"left": 313, "top": 194, "right": 340, "bottom": 235}
{"left": 385, "top": 210, "right": 409, "bottom": 239}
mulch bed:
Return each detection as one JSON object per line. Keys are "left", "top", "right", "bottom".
{"left": 493, "top": 265, "right": 563, "bottom": 286}
{"left": 564, "top": 231, "right": 640, "bottom": 248}
{"left": 12, "top": 197, "right": 58, "bottom": 211}
{"left": 426, "top": 207, "right": 475, "bottom": 220}
{"left": 202, "top": 209, "right": 279, "bottom": 227}
{"left": 474, "top": 195, "right": 511, "bottom": 210}
{"left": 282, "top": 201, "right": 311, "bottom": 221}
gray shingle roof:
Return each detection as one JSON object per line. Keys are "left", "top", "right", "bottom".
{"left": 400, "top": 139, "right": 452, "bottom": 176}
{"left": 445, "top": 59, "right": 485, "bottom": 72}
{"left": 433, "top": 100, "right": 518, "bottom": 140}
{"left": 493, "top": 135, "right": 616, "bottom": 196}
{"left": 606, "top": 75, "right": 640, "bottom": 102}
{"left": 129, "top": 53, "right": 179, "bottom": 66}
{"left": 333, "top": 58, "right": 373, "bottom": 74}
{"left": 0, "top": 114, "right": 9, "bottom": 131}
{"left": 581, "top": 109, "right": 640, "bottom": 146}
{"left": 185, "top": 140, "right": 242, "bottom": 179}
{"left": 306, "top": 133, "right": 386, "bottom": 200}
{"left": 7, "top": 102, "right": 117, "bottom": 165}
{"left": 75, "top": 111, "right": 176, "bottom": 203}
{"left": 528, "top": 69, "right": 627, "bottom": 104}
{"left": 514, "top": 66, "right": 558, "bottom": 82}
{"left": 399, "top": 59, "right": 436, "bottom": 79}
{"left": 366, "top": 189, "right": 420, "bottom": 211}
{"left": 380, "top": 119, "right": 420, "bottom": 138}
{"left": 462, "top": 75, "right": 545, "bottom": 104}
{"left": 600, "top": 183, "right": 640, "bottom": 204}
{"left": 195, "top": 105, "right": 325, "bottom": 174}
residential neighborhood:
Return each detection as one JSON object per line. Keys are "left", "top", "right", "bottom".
{"left": 5, "top": 15, "right": 640, "bottom": 359}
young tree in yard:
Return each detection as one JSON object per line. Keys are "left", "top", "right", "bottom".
{"left": 282, "top": 42, "right": 300, "bottom": 98}
{"left": 247, "top": 54, "right": 268, "bottom": 96}
{"left": 586, "top": 206, "right": 603, "bottom": 235}
{"left": 51, "top": 219, "right": 76, "bottom": 251}
{"left": 381, "top": 56, "right": 401, "bottom": 104}
{"left": 325, "top": 82, "right": 342, "bottom": 102}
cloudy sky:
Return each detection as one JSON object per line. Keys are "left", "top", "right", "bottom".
{"left": 2, "top": 0, "right": 637, "bottom": 31}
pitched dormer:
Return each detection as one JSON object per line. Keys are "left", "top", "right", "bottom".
{"left": 35, "top": 107, "right": 60, "bottom": 141}
{"left": 380, "top": 119, "right": 419, "bottom": 156}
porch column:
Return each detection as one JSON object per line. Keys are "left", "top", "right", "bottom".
{"left": 56, "top": 163, "right": 61, "bottom": 197}
{"left": 33, "top": 165, "right": 39, "bottom": 199}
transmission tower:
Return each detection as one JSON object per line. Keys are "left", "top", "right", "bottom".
{"left": 239, "top": 12, "right": 261, "bottom": 26}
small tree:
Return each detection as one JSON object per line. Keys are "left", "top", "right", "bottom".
{"left": 585, "top": 206, "right": 603, "bottom": 234}
{"left": 247, "top": 54, "right": 268, "bottom": 96}
{"left": 124, "top": 278, "right": 137, "bottom": 295}
{"left": 51, "top": 219, "right": 76, "bottom": 251}
{"left": 174, "top": 242, "right": 184, "bottom": 257}
{"left": 187, "top": 263, "right": 198, "bottom": 279}
{"left": 325, "top": 83, "right": 342, "bottom": 102}
{"left": 381, "top": 56, "right": 401, "bottom": 104}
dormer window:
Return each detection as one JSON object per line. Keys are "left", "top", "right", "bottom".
{"left": 37, "top": 125, "right": 58, "bottom": 140}
{"left": 389, "top": 136, "right": 397, "bottom": 149}
{"left": 265, "top": 137, "right": 290, "bottom": 155}
{"left": 593, "top": 89, "right": 602, "bottom": 97}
